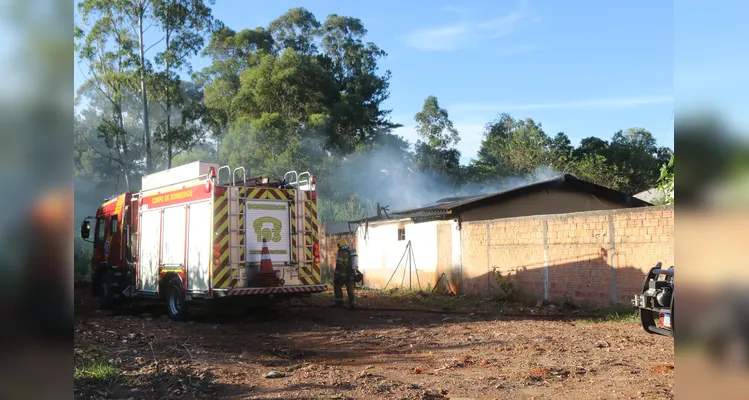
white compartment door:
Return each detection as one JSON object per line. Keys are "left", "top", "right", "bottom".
{"left": 161, "top": 205, "right": 186, "bottom": 270}
{"left": 186, "top": 201, "right": 210, "bottom": 292}
{"left": 138, "top": 209, "right": 161, "bottom": 293}
{"left": 245, "top": 201, "right": 292, "bottom": 264}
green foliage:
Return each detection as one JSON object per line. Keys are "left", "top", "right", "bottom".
{"left": 472, "top": 114, "right": 553, "bottom": 180}
{"left": 414, "top": 95, "right": 460, "bottom": 149}
{"left": 74, "top": 361, "right": 121, "bottom": 384}
{"left": 471, "top": 113, "right": 669, "bottom": 194}
{"left": 171, "top": 143, "right": 219, "bottom": 167}
{"left": 199, "top": 7, "right": 402, "bottom": 214}
{"left": 553, "top": 153, "right": 631, "bottom": 192}
{"left": 202, "top": 8, "right": 399, "bottom": 159}
{"left": 317, "top": 196, "right": 375, "bottom": 222}
{"left": 654, "top": 154, "right": 674, "bottom": 205}
{"left": 413, "top": 96, "right": 462, "bottom": 185}
{"left": 580, "top": 308, "right": 638, "bottom": 323}
{"left": 491, "top": 268, "right": 516, "bottom": 301}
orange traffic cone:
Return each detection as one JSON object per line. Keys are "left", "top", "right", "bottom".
{"left": 255, "top": 238, "right": 280, "bottom": 287}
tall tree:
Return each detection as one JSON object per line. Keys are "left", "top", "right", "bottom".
{"left": 200, "top": 8, "right": 399, "bottom": 157}
{"left": 195, "top": 26, "right": 274, "bottom": 131}
{"left": 552, "top": 153, "right": 631, "bottom": 192}
{"left": 123, "top": 0, "right": 158, "bottom": 173}
{"left": 572, "top": 136, "right": 610, "bottom": 159}
{"left": 75, "top": 0, "right": 138, "bottom": 189}
{"left": 151, "top": 0, "right": 217, "bottom": 168}
{"left": 550, "top": 132, "right": 574, "bottom": 157}
{"left": 412, "top": 95, "right": 461, "bottom": 183}
{"left": 472, "top": 113, "right": 553, "bottom": 180}
{"left": 608, "top": 128, "right": 672, "bottom": 193}
{"left": 267, "top": 7, "right": 321, "bottom": 55}
{"left": 319, "top": 14, "right": 399, "bottom": 153}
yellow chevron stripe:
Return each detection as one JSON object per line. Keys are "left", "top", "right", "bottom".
{"left": 306, "top": 196, "right": 320, "bottom": 284}
{"left": 214, "top": 204, "right": 227, "bottom": 222}
{"left": 214, "top": 267, "right": 228, "bottom": 286}
{"left": 212, "top": 191, "right": 229, "bottom": 289}
{"left": 246, "top": 188, "right": 260, "bottom": 198}
{"left": 218, "top": 218, "right": 228, "bottom": 236}
{"left": 114, "top": 195, "right": 125, "bottom": 216}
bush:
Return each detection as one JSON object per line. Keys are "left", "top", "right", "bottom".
{"left": 491, "top": 267, "right": 516, "bottom": 301}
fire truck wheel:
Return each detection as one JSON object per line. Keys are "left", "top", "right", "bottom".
{"left": 166, "top": 277, "right": 190, "bottom": 321}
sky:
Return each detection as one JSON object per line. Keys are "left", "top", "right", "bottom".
{"left": 73, "top": 0, "right": 676, "bottom": 165}
{"left": 675, "top": 0, "right": 749, "bottom": 141}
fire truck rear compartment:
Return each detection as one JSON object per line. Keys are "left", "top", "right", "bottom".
{"left": 84, "top": 162, "right": 325, "bottom": 320}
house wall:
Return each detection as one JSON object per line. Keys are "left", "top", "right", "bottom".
{"left": 459, "top": 205, "right": 674, "bottom": 306}
{"left": 459, "top": 188, "right": 631, "bottom": 223}
{"left": 356, "top": 219, "right": 454, "bottom": 290}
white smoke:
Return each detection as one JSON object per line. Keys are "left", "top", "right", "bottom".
{"left": 333, "top": 143, "right": 565, "bottom": 215}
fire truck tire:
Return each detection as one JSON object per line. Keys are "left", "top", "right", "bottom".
{"left": 639, "top": 306, "right": 656, "bottom": 333}
{"left": 166, "top": 277, "right": 190, "bottom": 321}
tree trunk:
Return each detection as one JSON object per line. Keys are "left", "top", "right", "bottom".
{"left": 166, "top": 21, "right": 172, "bottom": 169}
{"left": 138, "top": 2, "right": 153, "bottom": 173}
{"left": 117, "top": 104, "right": 131, "bottom": 191}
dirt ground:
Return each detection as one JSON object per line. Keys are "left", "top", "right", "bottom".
{"left": 74, "top": 286, "right": 674, "bottom": 400}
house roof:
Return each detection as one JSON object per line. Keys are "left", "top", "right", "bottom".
{"left": 634, "top": 187, "right": 671, "bottom": 203}
{"left": 350, "top": 174, "right": 652, "bottom": 224}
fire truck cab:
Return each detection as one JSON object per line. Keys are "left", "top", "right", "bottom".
{"left": 80, "top": 161, "right": 326, "bottom": 320}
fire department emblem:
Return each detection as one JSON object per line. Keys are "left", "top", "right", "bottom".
{"left": 253, "top": 217, "right": 282, "bottom": 243}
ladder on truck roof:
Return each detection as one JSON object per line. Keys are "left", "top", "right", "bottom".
{"left": 217, "top": 164, "right": 316, "bottom": 286}
{"left": 284, "top": 171, "right": 315, "bottom": 191}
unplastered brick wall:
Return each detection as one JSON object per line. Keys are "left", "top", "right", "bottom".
{"left": 319, "top": 223, "right": 357, "bottom": 270}
{"left": 460, "top": 205, "right": 674, "bottom": 306}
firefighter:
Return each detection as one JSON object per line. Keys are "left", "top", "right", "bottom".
{"left": 334, "top": 238, "right": 357, "bottom": 310}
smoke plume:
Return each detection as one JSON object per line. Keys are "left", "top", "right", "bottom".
{"left": 333, "top": 143, "right": 565, "bottom": 217}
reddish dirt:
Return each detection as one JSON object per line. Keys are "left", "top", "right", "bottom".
{"left": 74, "top": 287, "right": 674, "bottom": 400}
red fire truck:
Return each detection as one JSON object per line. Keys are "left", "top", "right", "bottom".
{"left": 79, "top": 161, "right": 327, "bottom": 320}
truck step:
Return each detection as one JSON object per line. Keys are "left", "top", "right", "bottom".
{"left": 646, "top": 325, "right": 673, "bottom": 337}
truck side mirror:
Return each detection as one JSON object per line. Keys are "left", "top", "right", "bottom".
{"left": 81, "top": 220, "right": 91, "bottom": 239}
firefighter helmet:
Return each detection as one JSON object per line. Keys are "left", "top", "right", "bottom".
{"left": 337, "top": 238, "right": 348, "bottom": 248}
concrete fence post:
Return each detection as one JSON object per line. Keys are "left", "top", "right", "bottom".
{"left": 608, "top": 213, "right": 617, "bottom": 305}
{"left": 542, "top": 219, "right": 549, "bottom": 301}
{"left": 486, "top": 222, "right": 491, "bottom": 296}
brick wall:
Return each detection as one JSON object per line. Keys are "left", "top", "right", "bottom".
{"left": 319, "top": 223, "right": 357, "bottom": 271}
{"left": 460, "top": 205, "right": 674, "bottom": 306}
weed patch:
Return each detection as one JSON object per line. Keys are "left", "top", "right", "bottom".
{"left": 579, "top": 307, "right": 638, "bottom": 323}
{"left": 74, "top": 361, "right": 121, "bottom": 385}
